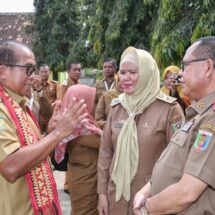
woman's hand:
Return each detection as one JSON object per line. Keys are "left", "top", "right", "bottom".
{"left": 85, "top": 122, "right": 102, "bottom": 136}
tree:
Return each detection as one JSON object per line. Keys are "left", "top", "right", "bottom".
{"left": 88, "top": 0, "right": 215, "bottom": 70}
{"left": 32, "top": 0, "right": 215, "bottom": 74}
{"left": 33, "top": 0, "right": 80, "bottom": 76}
{"left": 151, "top": 0, "right": 215, "bottom": 70}
{"left": 88, "top": 0, "right": 159, "bottom": 68}
{"left": 67, "top": 0, "right": 99, "bottom": 68}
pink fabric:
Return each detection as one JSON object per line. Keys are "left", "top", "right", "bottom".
{"left": 55, "top": 84, "right": 101, "bottom": 163}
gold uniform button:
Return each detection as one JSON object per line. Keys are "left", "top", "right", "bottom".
{"left": 196, "top": 103, "right": 205, "bottom": 110}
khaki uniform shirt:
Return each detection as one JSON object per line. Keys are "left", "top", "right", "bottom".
{"left": 95, "top": 89, "right": 121, "bottom": 129}
{"left": 57, "top": 78, "right": 78, "bottom": 100}
{"left": 151, "top": 91, "right": 215, "bottom": 215}
{"left": 94, "top": 78, "right": 116, "bottom": 106}
{"left": 42, "top": 80, "right": 59, "bottom": 104}
{"left": 34, "top": 80, "right": 59, "bottom": 133}
{"left": 34, "top": 90, "right": 53, "bottom": 133}
{"left": 97, "top": 96, "right": 184, "bottom": 215}
{"left": 0, "top": 89, "right": 41, "bottom": 215}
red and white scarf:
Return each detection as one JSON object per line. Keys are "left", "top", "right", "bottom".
{"left": 0, "top": 86, "right": 62, "bottom": 215}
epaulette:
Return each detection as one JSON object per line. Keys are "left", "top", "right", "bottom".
{"left": 110, "top": 98, "right": 120, "bottom": 107}
{"left": 62, "top": 80, "right": 68, "bottom": 86}
{"left": 156, "top": 93, "right": 177, "bottom": 104}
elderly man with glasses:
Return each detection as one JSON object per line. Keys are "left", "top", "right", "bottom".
{"left": 133, "top": 36, "right": 215, "bottom": 215}
{"left": 0, "top": 41, "right": 87, "bottom": 215}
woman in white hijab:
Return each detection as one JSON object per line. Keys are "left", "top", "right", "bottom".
{"left": 97, "top": 47, "right": 184, "bottom": 215}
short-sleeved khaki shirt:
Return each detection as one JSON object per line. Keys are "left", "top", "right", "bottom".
{"left": 0, "top": 89, "right": 38, "bottom": 215}
{"left": 94, "top": 78, "right": 116, "bottom": 106}
{"left": 95, "top": 89, "right": 120, "bottom": 129}
{"left": 57, "top": 78, "right": 78, "bottom": 100}
{"left": 151, "top": 91, "right": 215, "bottom": 215}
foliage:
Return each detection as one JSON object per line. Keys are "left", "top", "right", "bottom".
{"left": 33, "top": 0, "right": 80, "bottom": 75}
{"left": 88, "top": 0, "right": 159, "bottom": 68}
{"left": 32, "top": 0, "right": 215, "bottom": 75}
{"left": 66, "top": 0, "right": 99, "bottom": 68}
{"left": 88, "top": 0, "right": 215, "bottom": 71}
{"left": 150, "top": 0, "right": 215, "bottom": 70}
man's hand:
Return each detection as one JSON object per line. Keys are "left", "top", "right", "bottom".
{"left": 47, "top": 100, "right": 61, "bottom": 133}
{"left": 98, "top": 194, "right": 108, "bottom": 215}
{"left": 54, "top": 97, "right": 87, "bottom": 138}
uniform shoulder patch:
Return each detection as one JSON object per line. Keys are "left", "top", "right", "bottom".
{"left": 193, "top": 130, "right": 212, "bottom": 152}
{"left": 156, "top": 93, "right": 177, "bottom": 104}
{"left": 110, "top": 98, "right": 120, "bottom": 107}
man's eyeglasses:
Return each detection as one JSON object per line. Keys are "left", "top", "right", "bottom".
{"left": 3, "top": 64, "right": 37, "bottom": 77}
{"left": 181, "top": 58, "right": 209, "bottom": 71}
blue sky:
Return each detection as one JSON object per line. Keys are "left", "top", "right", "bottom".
{"left": 0, "top": 0, "right": 34, "bottom": 12}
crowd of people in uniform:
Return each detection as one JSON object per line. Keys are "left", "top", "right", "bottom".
{"left": 0, "top": 36, "right": 215, "bottom": 215}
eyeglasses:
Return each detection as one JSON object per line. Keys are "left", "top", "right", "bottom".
{"left": 4, "top": 64, "right": 37, "bottom": 77}
{"left": 181, "top": 58, "right": 208, "bottom": 71}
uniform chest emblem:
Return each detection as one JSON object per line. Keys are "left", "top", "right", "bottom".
{"left": 194, "top": 130, "right": 212, "bottom": 152}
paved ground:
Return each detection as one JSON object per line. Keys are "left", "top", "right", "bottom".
{"left": 54, "top": 170, "right": 71, "bottom": 215}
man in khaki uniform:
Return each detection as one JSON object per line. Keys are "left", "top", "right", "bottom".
{"left": 94, "top": 58, "right": 117, "bottom": 106}
{"left": 38, "top": 64, "right": 59, "bottom": 104}
{"left": 36, "top": 64, "right": 59, "bottom": 133}
{"left": 95, "top": 73, "right": 123, "bottom": 129}
{"left": 0, "top": 41, "right": 86, "bottom": 215}
{"left": 57, "top": 61, "right": 81, "bottom": 194}
{"left": 133, "top": 36, "right": 215, "bottom": 215}
{"left": 57, "top": 61, "right": 81, "bottom": 100}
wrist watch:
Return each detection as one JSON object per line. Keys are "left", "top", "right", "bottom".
{"left": 141, "top": 207, "right": 148, "bottom": 215}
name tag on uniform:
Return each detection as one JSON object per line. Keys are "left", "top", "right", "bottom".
{"left": 114, "top": 120, "right": 124, "bottom": 128}
{"left": 181, "top": 121, "right": 194, "bottom": 132}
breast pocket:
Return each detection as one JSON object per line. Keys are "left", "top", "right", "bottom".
{"left": 171, "top": 131, "right": 188, "bottom": 147}
{"left": 157, "top": 131, "right": 188, "bottom": 164}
